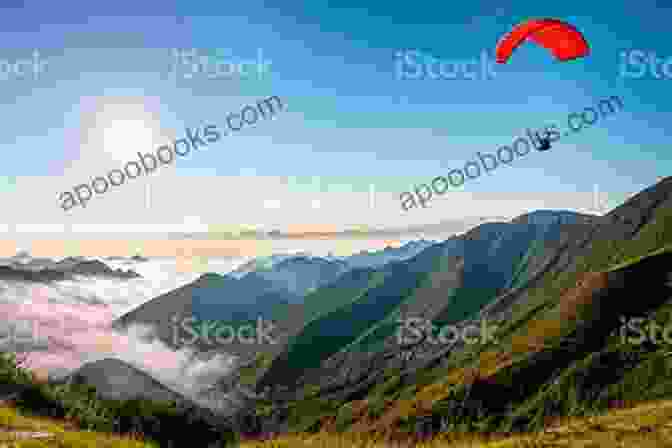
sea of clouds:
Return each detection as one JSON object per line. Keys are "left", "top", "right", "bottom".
{"left": 0, "top": 255, "right": 253, "bottom": 409}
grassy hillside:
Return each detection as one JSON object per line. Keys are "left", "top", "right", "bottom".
{"left": 237, "top": 178, "right": 672, "bottom": 445}
{"left": 258, "top": 216, "right": 585, "bottom": 393}
{"left": 350, "top": 192, "right": 672, "bottom": 438}
{"left": 0, "top": 353, "right": 238, "bottom": 447}
{"left": 239, "top": 399, "right": 672, "bottom": 447}
{"left": 5, "top": 182, "right": 672, "bottom": 446}
{"left": 288, "top": 267, "right": 380, "bottom": 328}
{"left": 0, "top": 405, "right": 156, "bottom": 447}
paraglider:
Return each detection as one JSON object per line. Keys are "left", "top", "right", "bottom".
{"left": 537, "top": 135, "right": 552, "bottom": 151}
{"left": 495, "top": 18, "right": 589, "bottom": 64}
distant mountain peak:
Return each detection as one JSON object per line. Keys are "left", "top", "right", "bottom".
{"left": 11, "top": 250, "right": 32, "bottom": 261}
{"left": 511, "top": 210, "right": 592, "bottom": 226}
{"left": 196, "top": 272, "right": 228, "bottom": 282}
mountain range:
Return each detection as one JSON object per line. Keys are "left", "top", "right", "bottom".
{"left": 63, "top": 176, "right": 672, "bottom": 441}
{"left": 113, "top": 239, "right": 439, "bottom": 358}
{"left": 232, "top": 177, "right": 672, "bottom": 438}
{"left": 0, "top": 255, "right": 141, "bottom": 282}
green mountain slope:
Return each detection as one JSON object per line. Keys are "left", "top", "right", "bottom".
{"left": 234, "top": 177, "right": 672, "bottom": 441}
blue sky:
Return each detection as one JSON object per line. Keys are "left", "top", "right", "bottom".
{"left": 0, "top": 0, "right": 670, "bottom": 235}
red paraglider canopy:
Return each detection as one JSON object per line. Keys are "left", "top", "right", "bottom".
{"left": 495, "top": 18, "right": 589, "bottom": 63}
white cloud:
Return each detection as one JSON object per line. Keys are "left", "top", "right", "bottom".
{"left": 263, "top": 199, "right": 282, "bottom": 209}
{"left": 3, "top": 173, "right": 607, "bottom": 237}
{"left": 16, "top": 224, "right": 66, "bottom": 233}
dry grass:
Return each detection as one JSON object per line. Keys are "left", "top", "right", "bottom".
{"left": 240, "top": 399, "right": 672, "bottom": 447}
{"left": 0, "top": 406, "right": 156, "bottom": 447}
